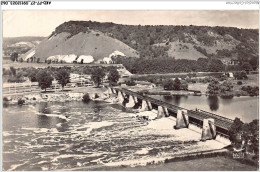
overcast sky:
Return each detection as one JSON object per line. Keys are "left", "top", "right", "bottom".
{"left": 3, "top": 10, "right": 259, "bottom": 37}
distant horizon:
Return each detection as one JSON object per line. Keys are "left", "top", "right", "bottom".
{"left": 3, "top": 10, "right": 259, "bottom": 37}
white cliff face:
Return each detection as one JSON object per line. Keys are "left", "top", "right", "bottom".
{"left": 103, "top": 57, "right": 113, "bottom": 64}
{"left": 109, "top": 50, "right": 126, "bottom": 58}
{"left": 62, "top": 54, "right": 77, "bottom": 63}
{"left": 76, "top": 55, "right": 94, "bottom": 63}
{"left": 46, "top": 54, "right": 76, "bottom": 63}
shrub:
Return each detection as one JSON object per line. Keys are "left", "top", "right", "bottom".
{"left": 17, "top": 99, "right": 25, "bottom": 106}
{"left": 191, "top": 79, "right": 196, "bottom": 83}
{"left": 82, "top": 93, "right": 90, "bottom": 102}
{"left": 237, "top": 81, "right": 243, "bottom": 85}
{"left": 241, "top": 86, "right": 259, "bottom": 96}
{"left": 3, "top": 97, "right": 9, "bottom": 102}
{"left": 109, "top": 81, "right": 118, "bottom": 86}
{"left": 36, "top": 70, "right": 54, "bottom": 92}
{"left": 126, "top": 80, "right": 136, "bottom": 86}
{"left": 7, "top": 76, "right": 26, "bottom": 83}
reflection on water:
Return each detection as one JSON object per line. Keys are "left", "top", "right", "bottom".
{"left": 220, "top": 96, "right": 234, "bottom": 105}
{"left": 207, "top": 96, "right": 219, "bottom": 111}
{"left": 152, "top": 95, "right": 258, "bottom": 123}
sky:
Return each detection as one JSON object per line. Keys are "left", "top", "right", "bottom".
{"left": 2, "top": 10, "right": 259, "bottom": 37}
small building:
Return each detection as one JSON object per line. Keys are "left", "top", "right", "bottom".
{"left": 221, "top": 58, "right": 239, "bottom": 66}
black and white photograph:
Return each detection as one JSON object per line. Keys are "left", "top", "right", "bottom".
{"left": 1, "top": 3, "right": 259, "bottom": 171}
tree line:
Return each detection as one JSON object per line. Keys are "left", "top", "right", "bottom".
{"left": 3, "top": 66, "right": 120, "bottom": 91}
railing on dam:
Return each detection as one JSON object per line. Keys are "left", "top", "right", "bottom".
{"left": 110, "top": 87, "right": 233, "bottom": 135}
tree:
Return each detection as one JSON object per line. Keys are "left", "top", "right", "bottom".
{"left": 241, "top": 62, "right": 252, "bottom": 72}
{"left": 173, "top": 78, "right": 181, "bottom": 90}
{"left": 10, "top": 67, "right": 16, "bottom": 76}
{"left": 10, "top": 53, "right": 18, "bottom": 62}
{"left": 249, "top": 57, "right": 258, "bottom": 71}
{"left": 36, "top": 70, "right": 54, "bottom": 92}
{"left": 207, "top": 79, "right": 220, "bottom": 95}
{"left": 55, "top": 69, "right": 70, "bottom": 91}
{"left": 249, "top": 120, "right": 259, "bottom": 155}
{"left": 228, "top": 117, "right": 244, "bottom": 145}
{"left": 91, "top": 67, "right": 105, "bottom": 87}
{"left": 206, "top": 59, "right": 224, "bottom": 72}
{"left": 163, "top": 79, "right": 174, "bottom": 90}
{"left": 28, "top": 69, "right": 38, "bottom": 82}
{"left": 234, "top": 71, "right": 247, "bottom": 80}
{"left": 108, "top": 68, "right": 120, "bottom": 85}
{"left": 180, "top": 80, "right": 188, "bottom": 90}
{"left": 219, "top": 81, "right": 233, "bottom": 95}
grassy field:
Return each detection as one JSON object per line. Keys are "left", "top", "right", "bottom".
{"left": 185, "top": 74, "right": 258, "bottom": 95}
{"left": 231, "top": 74, "right": 259, "bottom": 92}
{"left": 188, "top": 83, "right": 208, "bottom": 94}
{"left": 99, "top": 156, "right": 258, "bottom": 171}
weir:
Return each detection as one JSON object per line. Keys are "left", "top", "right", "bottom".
{"left": 106, "top": 86, "right": 233, "bottom": 142}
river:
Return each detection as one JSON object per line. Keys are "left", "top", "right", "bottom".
{"left": 3, "top": 95, "right": 252, "bottom": 170}
{"left": 150, "top": 95, "right": 259, "bottom": 123}
{"left": 3, "top": 100, "right": 226, "bottom": 171}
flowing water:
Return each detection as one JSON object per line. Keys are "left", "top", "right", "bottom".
{"left": 3, "top": 100, "right": 210, "bottom": 171}
{"left": 150, "top": 95, "right": 259, "bottom": 123}
{"left": 2, "top": 95, "right": 258, "bottom": 170}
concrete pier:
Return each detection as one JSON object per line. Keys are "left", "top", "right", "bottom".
{"left": 108, "top": 87, "right": 113, "bottom": 94}
{"left": 157, "top": 106, "right": 169, "bottom": 118}
{"left": 126, "top": 95, "right": 137, "bottom": 108}
{"left": 117, "top": 91, "right": 124, "bottom": 104}
{"left": 201, "top": 118, "right": 216, "bottom": 141}
{"left": 141, "top": 100, "right": 152, "bottom": 111}
{"left": 111, "top": 88, "right": 116, "bottom": 94}
{"left": 174, "top": 109, "right": 189, "bottom": 129}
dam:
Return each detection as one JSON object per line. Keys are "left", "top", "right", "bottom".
{"left": 107, "top": 86, "right": 233, "bottom": 142}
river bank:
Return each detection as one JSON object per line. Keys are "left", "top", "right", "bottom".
{"left": 124, "top": 83, "right": 258, "bottom": 97}
{"left": 2, "top": 87, "right": 109, "bottom": 106}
